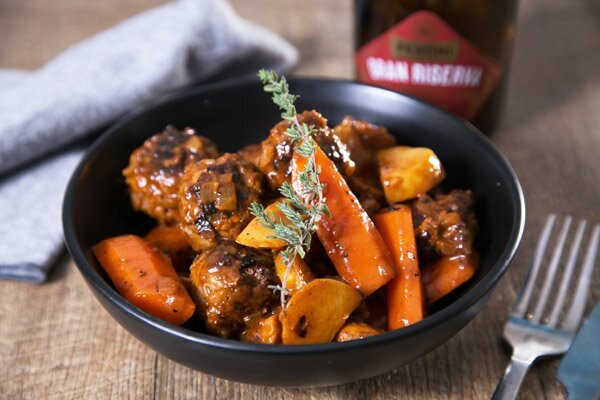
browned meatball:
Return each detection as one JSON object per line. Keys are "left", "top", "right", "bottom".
{"left": 178, "top": 153, "right": 264, "bottom": 251}
{"left": 190, "top": 241, "right": 278, "bottom": 338}
{"left": 411, "top": 190, "right": 478, "bottom": 262}
{"left": 332, "top": 117, "right": 396, "bottom": 216}
{"left": 123, "top": 126, "right": 218, "bottom": 224}
{"left": 332, "top": 116, "right": 396, "bottom": 173}
{"left": 347, "top": 174, "right": 387, "bottom": 217}
{"left": 238, "top": 143, "right": 262, "bottom": 167}
{"left": 257, "top": 110, "right": 356, "bottom": 190}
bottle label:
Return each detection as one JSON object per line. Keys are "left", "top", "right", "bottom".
{"left": 356, "top": 11, "right": 502, "bottom": 120}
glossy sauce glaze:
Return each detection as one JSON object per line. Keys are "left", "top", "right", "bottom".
{"left": 99, "top": 112, "right": 481, "bottom": 344}
{"left": 177, "top": 153, "right": 264, "bottom": 251}
{"left": 292, "top": 140, "right": 395, "bottom": 296}
{"left": 123, "top": 126, "right": 218, "bottom": 224}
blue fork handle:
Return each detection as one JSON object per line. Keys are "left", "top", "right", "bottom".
{"left": 492, "top": 358, "right": 532, "bottom": 400}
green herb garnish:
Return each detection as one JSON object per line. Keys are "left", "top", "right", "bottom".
{"left": 249, "top": 69, "right": 330, "bottom": 309}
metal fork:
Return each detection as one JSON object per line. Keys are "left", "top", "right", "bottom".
{"left": 492, "top": 214, "right": 600, "bottom": 400}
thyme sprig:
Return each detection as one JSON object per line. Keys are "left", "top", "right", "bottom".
{"left": 250, "top": 69, "right": 330, "bottom": 309}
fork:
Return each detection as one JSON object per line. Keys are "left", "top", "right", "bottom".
{"left": 492, "top": 214, "right": 600, "bottom": 400}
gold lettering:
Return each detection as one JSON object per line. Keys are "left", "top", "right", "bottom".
{"left": 391, "top": 37, "right": 459, "bottom": 62}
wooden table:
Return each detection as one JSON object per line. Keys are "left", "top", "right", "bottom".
{"left": 0, "top": 0, "right": 598, "bottom": 398}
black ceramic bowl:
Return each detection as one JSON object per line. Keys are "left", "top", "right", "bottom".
{"left": 63, "top": 77, "right": 524, "bottom": 387}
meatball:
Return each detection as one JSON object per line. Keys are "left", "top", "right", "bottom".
{"left": 257, "top": 110, "right": 355, "bottom": 190}
{"left": 238, "top": 143, "right": 262, "bottom": 167}
{"left": 411, "top": 189, "right": 478, "bottom": 261}
{"left": 346, "top": 174, "right": 386, "bottom": 217}
{"left": 123, "top": 126, "right": 218, "bottom": 224}
{"left": 333, "top": 117, "right": 396, "bottom": 216}
{"left": 190, "top": 241, "right": 278, "bottom": 338}
{"left": 178, "top": 153, "right": 264, "bottom": 251}
{"left": 332, "top": 116, "right": 396, "bottom": 173}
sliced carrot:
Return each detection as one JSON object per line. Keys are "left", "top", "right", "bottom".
{"left": 374, "top": 205, "right": 426, "bottom": 329}
{"left": 291, "top": 141, "right": 395, "bottom": 296}
{"left": 144, "top": 225, "right": 190, "bottom": 255}
{"left": 422, "top": 253, "right": 480, "bottom": 304}
{"left": 144, "top": 225, "right": 194, "bottom": 273}
{"left": 93, "top": 235, "right": 195, "bottom": 325}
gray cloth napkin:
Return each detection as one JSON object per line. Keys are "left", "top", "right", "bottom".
{"left": 0, "top": 0, "right": 298, "bottom": 283}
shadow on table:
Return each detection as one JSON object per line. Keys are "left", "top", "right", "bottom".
{"left": 46, "top": 248, "right": 71, "bottom": 283}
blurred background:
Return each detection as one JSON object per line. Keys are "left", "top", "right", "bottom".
{"left": 0, "top": 0, "right": 598, "bottom": 399}
{"left": 0, "top": 0, "right": 353, "bottom": 77}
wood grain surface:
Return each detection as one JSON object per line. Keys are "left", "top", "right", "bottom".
{"left": 0, "top": 0, "right": 599, "bottom": 399}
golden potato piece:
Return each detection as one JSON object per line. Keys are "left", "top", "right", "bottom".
{"left": 377, "top": 146, "right": 445, "bottom": 203}
{"left": 274, "top": 253, "right": 315, "bottom": 292}
{"left": 241, "top": 313, "right": 282, "bottom": 344}
{"left": 335, "top": 321, "right": 383, "bottom": 342}
{"left": 235, "top": 199, "right": 290, "bottom": 249}
{"left": 280, "top": 279, "right": 362, "bottom": 345}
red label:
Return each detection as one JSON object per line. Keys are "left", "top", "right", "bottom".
{"left": 356, "top": 11, "right": 502, "bottom": 120}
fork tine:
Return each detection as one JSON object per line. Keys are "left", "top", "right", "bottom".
{"left": 563, "top": 224, "right": 600, "bottom": 332}
{"left": 513, "top": 214, "right": 557, "bottom": 317}
{"left": 547, "top": 219, "right": 587, "bottom": 327}
{"left": 531, "top": 216, "right": 572, "bottom": 323}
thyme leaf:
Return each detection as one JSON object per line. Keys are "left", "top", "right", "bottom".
{"left": 250, "top": 69, "right": 329, "bottom": 310}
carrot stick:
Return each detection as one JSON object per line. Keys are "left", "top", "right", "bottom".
{"left": 93, "top": 235, "right": 195, "bottom": 325}
{"left": 144, "top": 225, "right": 190, "bottom": 256}
{"left": 374, "top": 205, "right": 426, "bottom": 329}
{"left": 144, "top": 225, "right": 193, "bottom": 273}
{"left": 292, "top": 141, "right": 395, "bottom": 296}
{"left": 421, "top": 253, "right": 480, "bottom": 304}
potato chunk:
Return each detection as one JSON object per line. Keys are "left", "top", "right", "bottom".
{"left": 377, "top": 146, "right": 445, "bottom": 203}
{"left": 335, "top": 322, "right": 383, "bottom": 342}
{"left": 274, "top": 253, "right": 315, "bottom": 292}
{"left": 241, "top": 313, "right": 282, "bottom": 344}
{"left": 280, "top": 279, "right": 362, "bottom": 345}
{"left": 235, "top": 199, "right": 289, "bottom": 249}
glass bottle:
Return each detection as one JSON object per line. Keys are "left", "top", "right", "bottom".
{"left": 355, "top": 0, "right": 518, "bottom": 132}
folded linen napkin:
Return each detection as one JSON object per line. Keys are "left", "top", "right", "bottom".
{"left": 0, "top": 0, "right": 298, "bottom": 283}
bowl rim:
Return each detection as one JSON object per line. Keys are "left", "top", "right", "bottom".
{"left": 62, "top": 76, "right": 525, "bottom": 355}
